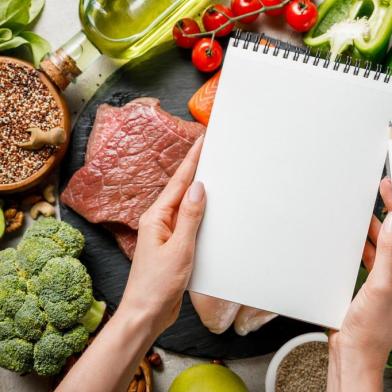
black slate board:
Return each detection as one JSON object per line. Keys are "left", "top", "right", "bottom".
{"left": 60, "top": 41, "right": 332, "bottom": 359}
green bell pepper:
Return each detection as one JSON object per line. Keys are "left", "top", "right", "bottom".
{"left": 304, "top": 0, "right": 392, "bottom": 63}
{"left": 386, "top": 48, "right": 392, "bottom": 67}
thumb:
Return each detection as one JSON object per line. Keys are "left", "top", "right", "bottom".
{"left": 173, "top": 181, "right": 206, "bottom": 243}
{"left": 369, "top": 212, "right": 392, "bottom": 291}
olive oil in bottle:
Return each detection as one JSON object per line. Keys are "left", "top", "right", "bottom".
{"left": 41, "top": 0, "right": 211, "bottom": 90}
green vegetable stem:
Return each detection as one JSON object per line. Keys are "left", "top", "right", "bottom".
{"left": 0, "top": 218, "right": 106, "bottom": 376}
{"left": 0, "top": 0, "right": 50, "bottom": 66}
{"left": 304, "top": 0, "right": 392, "bottom": 63}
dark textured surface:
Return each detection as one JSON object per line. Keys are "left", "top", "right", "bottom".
{"left": 60, "top": 41, "right": 383, "bottom": 359}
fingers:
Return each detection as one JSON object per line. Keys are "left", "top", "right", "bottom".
{"left": 380, "top": 177, "right": 392, "bottom": 211}
{"left": 362, "top": 179, "right": 392, "bottom": 272}
{"left": 363, "top": 240, "right": 376, "bottom": 272}
{"left": 172, "top": 181, "right": 206, "bottom": 243}
{"left": 154, "top": 136, "right": 204, "bottom": 210}
{"left": 369, "top": 212, "right": 392, "bottom": 291}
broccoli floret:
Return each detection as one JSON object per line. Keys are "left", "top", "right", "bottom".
{"left": 0, "top": 276, "right": 26, "bottom": 318}
{"left": 23, "top": 217, "right": 84, "bottom": 258}
{"left": 53, "top": 223, "right": 85, "bottom": 258}
{"left": 33, "top": 324, "right": 89, "bottom": 375}
{"left": 17, "top": 237, "right": 64, "bottom": 277}
{"left": 63, "top": 325, "right": 89, "bottom": 353}
{"left": 43, "top": 295, "right": 92, "bottom": 330}
{"left": 0, "top": 249, "right": 19, "bottom": 277}
{"left": 33, "top": 256, "right": 102, "bottom": 330}
{"left": 33, "top": 328, "right": 72, "bottom": 376}
{"left": 0, "top": 249, "right": 25, "bottom": 320}
{"left": 15, "top": 295, "right": 46, "bottom": 341}
{"left": 24, "top": 217, "right": 61, "bottom": 239}
{"left": 0, "top": 338, "right": 33, "bottom": 373}
{"left": 0, "top": 219, "right": 105, "bottom": 376}
{"left": 0, "top": 319, "right": 16, "bottom": 341}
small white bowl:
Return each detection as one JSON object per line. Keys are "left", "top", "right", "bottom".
{"left": 265, "top": 332, "right": 328, "bottom": 392}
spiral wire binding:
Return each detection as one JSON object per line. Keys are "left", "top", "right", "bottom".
{"left": 303, "top": 48, "right": 311, "bottom": 64}
{"left": 232, "top": 29, "right": 391, "bottom": 84}
{"left": 313, "top": 49, "right": 321, "bottom": 66}
{"left": 333, "top": 54, "right": 342, "bottom": 71}
{"left": 323, "top": 52, "right": 331, "bottom": 68}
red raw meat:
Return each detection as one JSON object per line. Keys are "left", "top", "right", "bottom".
{"left": 61, "top": 98, "right": 205, "bottom": 259}
{"left": 84, "top": 101, "right": 140, "bottom": 258}
{"left": 104, "top": 223, "right": 138, "bottom": 260}
{"left": 85, "top": 104, "right": 122, "bottom": 162}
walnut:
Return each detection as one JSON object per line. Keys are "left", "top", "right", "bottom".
{"left": 4, "top": 208, "right": 24, "bottom": 233}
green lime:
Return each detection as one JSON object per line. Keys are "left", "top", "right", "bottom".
{"left": 0, "top": 207, "right": 5, "bottom": 239}
{"left": 169, "top": 364, "right": 249, "bottom": 392}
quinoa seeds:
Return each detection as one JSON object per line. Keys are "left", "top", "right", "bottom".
{"left": 0, "top": 61, "right": 62, "bottom": 184}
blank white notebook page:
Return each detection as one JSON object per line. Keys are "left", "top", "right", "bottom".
{"left": 189, "top": 37, "right": 391, "bottom": 329}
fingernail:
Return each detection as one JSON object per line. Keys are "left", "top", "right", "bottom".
{"left": 386, "top": 176, "right": 392, "bottom": 185}
{"left": 383, "top": 212, "right": 392, "bottom": 233}
{"left": 188, "top": 181, "right": 205, "bottom": 203}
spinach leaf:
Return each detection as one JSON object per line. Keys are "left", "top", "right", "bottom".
{"left": 19, "top": 31, "right": 50, "bottom": 66}
{"left": 0, "top": 0, "right": 31, "bottom": 30}
{"left": 0, "top": 35, "right": 27, "bottom": 51}
{"left": 0, "top": 28, "right": 12, "bottom": 43}
{"left": 0, "top": 0, "right": 49, "bottom": 66}
{"left": 28, "top": 0, "right": 45, "bottom": 24}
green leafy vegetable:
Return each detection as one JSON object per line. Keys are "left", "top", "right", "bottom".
{"left": 0, "top": 218, "right": 106, "bottom": 376}
{"left": 0, "top": 0, "right": 50, "bottom": 66}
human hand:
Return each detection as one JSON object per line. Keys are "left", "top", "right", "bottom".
{"left": 328, "top": 177, "right": 392, "bottom": 391}
{"left": 117, "top": 136, "right": 206, "bottom": 335}
{"left": 57, "top": 138, "right": 206, "bottom": 392}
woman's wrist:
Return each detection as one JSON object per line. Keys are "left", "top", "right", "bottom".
{"left": 328, "top": 335, "right": 385, "bottom": 392}
{"left": 115, "top": 297, "right": 162, "bottom": 341}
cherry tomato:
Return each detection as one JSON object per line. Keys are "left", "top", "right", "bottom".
{"left": 285, "top": 0, "right": 318, "bottom": 32}
{"left": 192, "top": 38, "right": 223, "bottom": 73}
{"left": 202, "top": 4, "right": 235, "bottom": 37}
{"left": 231, "top": 0, "right": 263, "bottom": 23}
{"left": 262, "top": 0, "right": 285, "bottom": 16}
{"left": 173, "top": 18, "right": 201, "bottom": 48}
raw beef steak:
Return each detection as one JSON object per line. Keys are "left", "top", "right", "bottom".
{"left": 84, "top": 101, "right": 142, "bottom": 258}
{"left": 104, "top": 223, "right": 138, "bottom": 260}
{"left": 61, "top": 98, "right": 205, "bottom": 258}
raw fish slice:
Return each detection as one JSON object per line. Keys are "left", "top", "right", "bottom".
{"left": 188, "top": 71, "right": 220, "bottom": 126}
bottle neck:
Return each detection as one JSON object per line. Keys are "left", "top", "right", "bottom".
{"left": 40, "top": 31, "right": 101, "bottom": 91}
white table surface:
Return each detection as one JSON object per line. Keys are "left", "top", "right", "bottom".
{"left": 1, "top": 1, "right": 392, "bottom": 391}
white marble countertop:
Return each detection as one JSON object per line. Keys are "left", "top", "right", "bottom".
{"left": 1, "top": 1, "right": 392, "bottom": 391}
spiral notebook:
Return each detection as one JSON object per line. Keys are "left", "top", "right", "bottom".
{"left": 189, "top": 32, "right": 392, "bottom": 329}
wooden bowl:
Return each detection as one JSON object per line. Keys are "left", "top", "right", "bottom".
{"left": 0, "top": 56, "right": 71, "bottom": 194}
